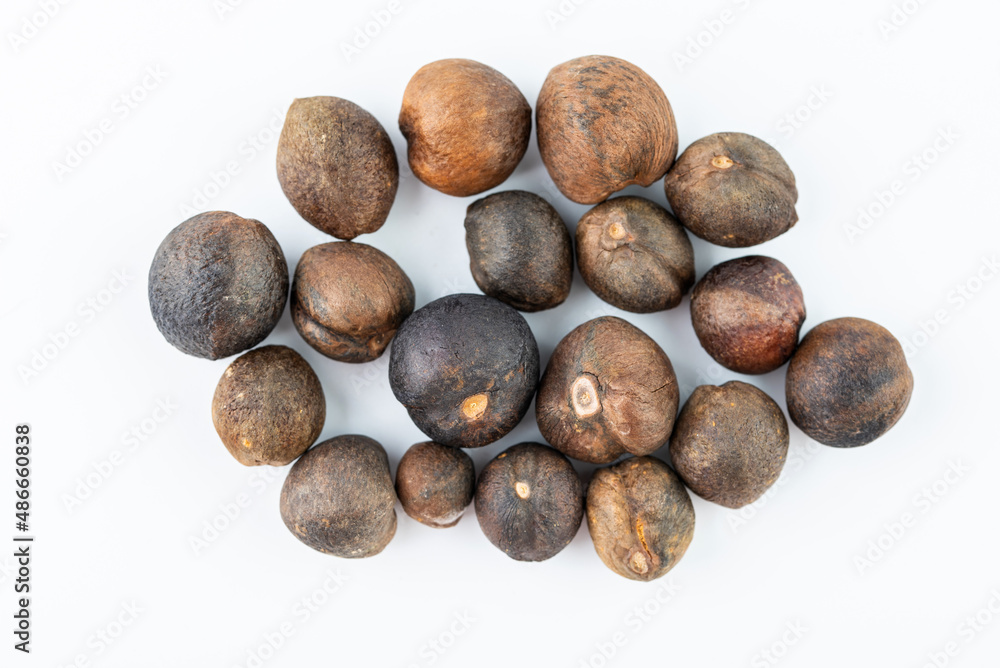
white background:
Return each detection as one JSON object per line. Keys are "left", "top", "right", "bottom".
{"left": 2, "top": 0, "right": 999, "bottom": 666}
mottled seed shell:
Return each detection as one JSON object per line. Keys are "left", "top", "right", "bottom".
{"left": 291, "top": 242, "right": 414, "bottom": 363}
{"left": 537, "top": 55, "right": 678, "bottom": 204}
{"left": 664, "top": 132, "right": 797, "bottom": 247}
{"left": 536, "top": 316, "right": 679, "bottom": 464}
{"left": 389, "top": 294, "right": 540, "bottom": 448}
{"left": 399, "top": 59, "right": 531, "bottom": 197}
{"left": 475, "top": 443, "right": 584, "bottom": 562}
{"left": 786, "top": 317, "right": 913, "bottom": 447}
{"left": 587, "top": 456, "right": 695, "bottom": 582}
{"left": 670, "top": 381, "right": 788, "bottom": 508}
{"left": 279, "top": 435, "right": 397, "bottom": 558}
{"left": 464, "top": 190, "right": 572, "bottom": 312}
{"left": 691, "top": 256, "right": 806, "bottom": 374}
{"left": 395, "top": 442, "right": 475, "bottom": 528}
{"left": 277, "top": 96, "right": 398, "bottom": 240}
{"left": 212, "top": 346, "right": 325, "bottom": 467}
{"left": 148, "top": 211, "right": 288, "bottom": 360}
{"left": 576, "top": 196, "right": 694, "bottom": 313}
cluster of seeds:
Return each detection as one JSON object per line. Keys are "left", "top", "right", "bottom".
{"left": 148, "top": 55, "right": 914, "bottom": 581}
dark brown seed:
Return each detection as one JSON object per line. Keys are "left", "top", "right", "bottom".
{"left": 464, "top": 190, "right": 572, "bottom": 312}
{"left": 786, "top": 317, "right": 913, "bottom": 447}
{"left": 536, "top": 316, "right": 679, "bottom": 464}
{"left": 536, "top": 55, "right": 678, "bottom": 204}
{"left": 399, "top": 59, "right": 531, "bottom": 197}
{"left": 277, "top": 97, "right": 398, "bottom": 240}
{"left": 664, "top": 132, "right": 797, "bottom": 247}
{"left": 587, "top": 456, "right": 695, "bottom": 582}
{"left": 148, "top": 211, "right": 288, "bottom": 360}
{"left": 389, "top": 294, "right": 539, "bottom": 448}
{"left": 279, "top": 435, "right": 397, "bottom": 558}
{"left": 670, "top": 381, "right": 788, "bottom": 508}
{"left": 212, "top": 345, "right": 325, "bottom": 467}
{"left": 690, "top": 256, "right": 806, "bottom": 374}
{"left": 291, "top": 242, "right": 414, "bottom": 363}
{"left": 395, "top": 442, "right": 475, "bottom": 528}
{"left": 475, "top": 443, "right": 584, "bottom": 562}
{"left": 576, "top": 196, "right": 694, "bottom": 313}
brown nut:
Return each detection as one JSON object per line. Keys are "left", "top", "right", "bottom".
{"left": 475, "top": 443, "right": 584, "bottom": 562}
{"left": 395, "top": 442, "right": 475, "bottom": 528}
{"left": 670, "top": 381, "right": 789, "bottom": 508}
{"left": 536, "top": 55, "right": 678, "bottom": 204}
{"left": 536, "top": 316, "right": 679, "bottom": 464}
{"left": 212, "top": 345, "right": 325, "bottom": 467}
{"left": 690, "top": 256, "right": 806, "bottom": 374}
{"left": 464, "top": 190, "right": 573, "bottom": 312}
{"left": 399, "top": 59, "right": 531, "bottom": 197}
{"left": 664, "top": 132, "right": 797, "bottom": 247}
{"left": 277, "top": 96, "right": 399, "bottom": 239}
{"left": 148, "top": 211, "right": 288, "bottom": 360}
{"left": 291, "top": 241, "right": 414, "bottom": 363}
{"left": 587, "top": 456, "right": 695, "bottom": 582}
{"left": 576, "top": 196, "right": 694, "bottom": 313}
{"left": 786, "top": 317, "right": 913, "bottom": 447}
{"left": 279, "top": 435, "right": 397, "bottom": 558}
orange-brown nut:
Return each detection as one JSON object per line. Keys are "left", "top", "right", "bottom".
{"left": 690, "top": 256, "right": 806, "bottom": 374}
{"left": 536, "top": 55, "right": 678, "bottom": 204}
{"left": 399, "top": 59, "right": 531, "bottom": 197}
{"left": 277, "top": 97, "right": 398, "bottom": 240}
{"left": 395, "top": 442, "right": 475, "bottom": 528}
{"left": 587, "top": 456, "right": 695, "bottom": 582}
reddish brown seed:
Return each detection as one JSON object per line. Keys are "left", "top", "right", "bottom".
{"left": 537, "top": 55, "right": 678, "bottom": 204}
{"left": 395, "top": 442, "right": 475, "bottom": 528}
{"left": 670, "top": 381, "right": 788, "bottom": 508}
{"left": 664, "top": 132, "right": 797, "bottom": 247}
{"left": 291, "top": 241, "right": 414, "bottom": 363}
{"left": 536, "top": 316, "right": 679, "bottom": 464}
{"left": 277, "top": 96, "right": 399, "bottom": 240}
{"left": 576, "top": 196, "right": 695, "bottom": 313}
{"left": 399, "top": 59, "right": 531, "bottom": 197}
{"left": 690, "top": 256, "right": 806, "bottom": 374}
{"left": 279, "top": 435, "right": 397, "bottom": 558}
{"left": 587, "top": 456, "right": 695, "bottom": 582}
{"left": 786, "top": 317, "right": 913, "bottom": 447}
{"left": 212, "top": 345, "right": 325, "bottom": 467}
